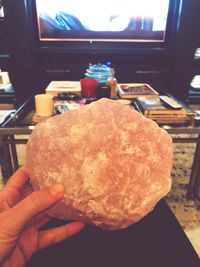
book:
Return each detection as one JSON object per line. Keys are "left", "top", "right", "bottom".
{"left": 0, "top": 83, "right": 15, "bottom": 93}
{"left": 53, "top": 99, "right": 86, "bottom": 114}
{"left": 133, "top": 96, "right": 195, "bottom": 124}
{"left": 45, "top": 81, "right": 81, "bottom": 96}
{"left": 145, "top": 117, "right": 190, "bottom": 125}
{"left": 0, "top": 72, "right": 10, "bottom": 85}
{"left": 0, "top": 103, "right": 16, "bottom": 110}
{"left": 135, "top": 96, "right": 187, "bottom": 116}
{"left": 117, "top": 83, "right": 159, "bottom": 99}
{"left": 144, "top": 114, "right": 192, "bottom": 124}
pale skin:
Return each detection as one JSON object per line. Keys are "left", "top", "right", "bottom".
{"left": 0, "top": 167, "right": 85, "bottom": 267}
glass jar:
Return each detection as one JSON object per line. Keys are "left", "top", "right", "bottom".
{"left": 107, "top": 68, "right": 117, "bottom": 97}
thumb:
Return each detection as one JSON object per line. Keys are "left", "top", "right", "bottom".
{"left": 6, "top": 183, "right": 65, "bottom": 234}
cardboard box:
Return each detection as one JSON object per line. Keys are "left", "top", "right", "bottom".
{"left": 45, "top": 81, "right": 81, "bottom": 96}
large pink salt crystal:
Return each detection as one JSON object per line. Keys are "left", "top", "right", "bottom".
{"left": 26, "top": 98, "right": 172, "bottom": 230}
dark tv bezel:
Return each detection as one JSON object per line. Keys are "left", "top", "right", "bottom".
{"left": 27, "top": 0, "right": 181, "bottom": 55}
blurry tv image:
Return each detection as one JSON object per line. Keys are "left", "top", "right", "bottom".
{"left": 35, "top": 0, "right": 170, "bottom": 42}
{"left": 0, "top": 0, "right": 4, "bottom": 18}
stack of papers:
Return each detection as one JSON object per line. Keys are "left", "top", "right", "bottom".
{"left": 0, "top": 83, "right": 14, "bottom": 93}
{"left": 190, "top": 75, "right": 200, "bottom": 89}
{"left": 0, "top": 110, "right": 16, "bottom": 124}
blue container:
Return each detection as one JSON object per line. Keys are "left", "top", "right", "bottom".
{"left": 85, "top": 64, "right": 111, "bottom": 85}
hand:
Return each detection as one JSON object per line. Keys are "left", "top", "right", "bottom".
{"left": 0, "top": 167, "right": 85, "bottom": 267}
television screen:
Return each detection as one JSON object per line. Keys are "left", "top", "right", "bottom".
{"left": 0, "top": 0, "right": 4, "bottom": 18}
{"left": 35, "top": 0, "right": 170, "bottom": 42}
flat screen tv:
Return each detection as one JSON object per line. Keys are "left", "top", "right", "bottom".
{"left": 0, "top": 0, "right": 4, "bottom": 18}
{"left": 34, "top": 0, "right": 173, "bottom": 44}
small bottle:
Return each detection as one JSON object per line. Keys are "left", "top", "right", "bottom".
{"left": 97, "top": 85, "right": 111, "bottom": 99}
{"left": 107, "top": 68, "right": 117, "bottom": 97}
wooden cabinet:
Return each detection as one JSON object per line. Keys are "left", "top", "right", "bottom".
{"left": 0, "top": 4, "right": 10, "bottom": 71}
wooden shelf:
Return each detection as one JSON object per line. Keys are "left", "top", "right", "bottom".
{"left": 0, "top": 53, "right": 10, "bottom": 70}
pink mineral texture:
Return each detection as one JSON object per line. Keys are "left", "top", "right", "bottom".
{"left": 26, "top": 98, "right": 173, "bottom": 230}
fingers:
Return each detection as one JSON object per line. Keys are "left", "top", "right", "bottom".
{"left": 37, "top": 222, "right": 85, "bottom": 250}
{"left": 3, "top": 166, "right": 30, "bottom": 207}
{"left": 5, "top": 184, "right": 65, "bottom": 234}
{"left": 5, "top": 166, "right": 29, "bottom": 190}
{"left": 34, "top": 213, "right": 51, "bottom": 229}
{"left": 21, "top": 185, "right": 33, "bottom": 198}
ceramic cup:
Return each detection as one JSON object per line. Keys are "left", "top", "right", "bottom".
{"left": 80, "top": 78, "right": 98, "bottom": 98}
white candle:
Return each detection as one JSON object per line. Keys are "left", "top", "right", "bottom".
{"left": 35, "top": 94, "right": 53, "bottom": 117}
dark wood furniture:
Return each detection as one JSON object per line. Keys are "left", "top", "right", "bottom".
{"left": 26, "top": 200, "right": 200, "bottom": 267}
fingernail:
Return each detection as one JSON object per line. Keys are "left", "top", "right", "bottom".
{"left": 49, "top": 183, "right": 65, "bottom": 197}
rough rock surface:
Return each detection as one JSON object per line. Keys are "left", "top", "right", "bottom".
{"left": 26, "top": 98, "right": 173, "bottom": 230}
